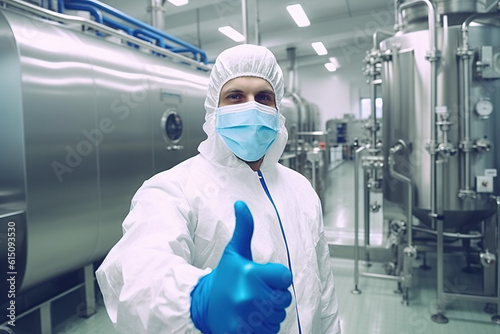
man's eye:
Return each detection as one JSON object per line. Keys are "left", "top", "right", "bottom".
{"left": 256, "top": 94, "right": 273, "bottom": 104}
{"left": 227, "top": 93, "right": 242, "bottom": 100}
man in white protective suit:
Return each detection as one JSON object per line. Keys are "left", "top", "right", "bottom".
{"left": 96, "top": 44, "right": 341, "bottom": 334}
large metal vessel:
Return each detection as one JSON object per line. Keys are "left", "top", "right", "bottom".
{"left": 0, "top": 0, "right": 210, "bottom": 299}
{"left": 352, "top": 0, "right": 500, "bottom": 323}
{"left": 381, "top": 0, "right": 500, "bottom": 231}
{"left": 280, "top": 47, "right": 329, "bottom": 201}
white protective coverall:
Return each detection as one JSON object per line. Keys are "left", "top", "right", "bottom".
{"left": 96, "top": 44, "right": 341, "bottom": 334}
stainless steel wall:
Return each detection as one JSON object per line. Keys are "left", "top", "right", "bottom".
{"left": 0, "top": 7, "right": 208, "bottom": 291}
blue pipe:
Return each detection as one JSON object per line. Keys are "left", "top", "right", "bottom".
{"left": 102, "top": 17, "right": 133, "bottom": 35}
{"left": 60, "top": 0, "right": 207, "bottom": 63}
{"left": 101, "top": 18, "right": 138, "bottom": 49}
{"left": 132, "top": 29, "right": 167, "bottom": 48}
{"left": 58, "top": 0, "right": 65, "bottom": 13}
{"left": 63, "top": 2, "right": 103, "bottom": 23}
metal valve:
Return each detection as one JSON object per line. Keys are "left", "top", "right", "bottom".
{"left": 390, "top": 220, "right": 406, "bottom": 237}
{"left": 480, "top": 250, "right": 496, "bottom": 267}
{"left": 437, "top": 142, "right": 457, "bottom": 157}
{"left": 370, "top": 201, "right": 381, "bottom": 212}
{"left": 474, "top": 137, "right": 493, "bottom": 153}
{"left": 404, "top": 246, "right": 417, "bottom": 259}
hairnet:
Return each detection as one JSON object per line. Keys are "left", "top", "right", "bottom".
{"left": 204, "top": 44, "right": 284, "bottom": 117}
{"left": 198, "top": 44, "right": 288, "bottom": 170}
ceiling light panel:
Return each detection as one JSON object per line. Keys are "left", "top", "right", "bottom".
{"left": 312, "top": 42, "right": 327, "bottom": 56}
{"left": 286, "top": 4, "right": 310, "bottom": 27}
{"left": 325, "top": 63, "right": 337, "bottom": 72}
{"left": 168, "top": 0, "right": 189, "bottom": 6}
{"left": 218, "top": 26, "right": 245, "bottom": 42}
{"left": 329, "top": 57, "right": 340, "bottom": 68}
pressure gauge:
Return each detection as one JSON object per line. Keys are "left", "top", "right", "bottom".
{"left": 475, "top": 98, "right": 493, "bottom": 118}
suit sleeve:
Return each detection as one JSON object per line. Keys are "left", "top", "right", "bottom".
{"left": 95, "top": 174, "right": 210, "bottom": 334}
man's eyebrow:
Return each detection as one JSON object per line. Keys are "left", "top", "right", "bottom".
{"left": 259, "top": 89, "right": 275, "bottom": 95}
{"left": 220, "top": 88, "right": 275, "bottom": 95}
{"left": 221, "top": 88, "right": 244, "bottom": 94}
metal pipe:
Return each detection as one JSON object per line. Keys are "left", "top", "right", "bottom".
{"left": 412, "top": 226, "right": 482, "bottom": 239}
{"left": 352, "top": 146, "right": 366, "bottom": 295}
{"left": 398, "top": 0, "right": 437, "bottom": 51}
{"left": 40, "top": 303, "right": 51, "bottom": 334}
{"left": 369, "top": 74, "right": 378, "bottom": 150}
{"left": 435, "top": 205, "right": 445, "bottom": 316}
{"left": 295, "top": 131, "right": 327, "bottom": 136}
{"left": 287, "top": 47, "right": 297, "bottom": 93}
{"left": 372, "top": 30, "right": 394, "bottom": 51}
{"left": 287, "top": 47, "right": 296, "bottom": 93}
{"left": 494, "top": 196, "right": 500, "bottom": 323}
{"left": 389, "top": 140, "right": 415, "bottom": 297}
{"left": 442, "top": 292, "right": 499, "bottom": 304}
{"left": 486, "top": 0, "right": 500, "bottom": 12}
{"left": 196, "top": 8, "right": 201, "bottom": 47}
{"left": 361, "top": 272, "right": 403, "bottom": 282}
{"left": 389, "top": 141, "right": 413, "bottom": 247}
{"left": 254, "top": 0, "right": 260, "bottom": 44}
{"left": 459, "top": 11, "right": 500, "bottom": 197}
{"left": 311, "top": 153, "right": 317, "bottom": 192}
{"left": 394, "top": 0, "right": 402, "bottom": 31}
{"left": 290, "top": 125, "right": 298, "bottom": 171}
{"left": 148, "top": 0, "right": 164, "bottom": 30}
{"left": 363, "top": 168, "right": 370, "bottom": 265}
{"left": 367, "top": 30, "right": 393, "bottom": 154}
{"left": 363, "top": 167, "right": 370, "bottom": 252}
{"left": 241, "top": 0, "right": 248, "bottom": 43}
{"left": 290, "top": 91, "right": 307, "bottom": 132}
{"left": 83, "top": 264, "right": 96, "bottom": 317}
{"left": 463, "top": 57, "right": 471, "bottom": 192}
{"left": 0, "top": 0, "right": 210, "bottom": 70}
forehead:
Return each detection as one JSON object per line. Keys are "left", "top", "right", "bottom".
{"left": 220, "top": 76, "right": 274, "bottom": 93}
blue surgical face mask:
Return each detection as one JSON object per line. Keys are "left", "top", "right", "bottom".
{"left": 216, "top": 100, "right": 279, "bottom": 162}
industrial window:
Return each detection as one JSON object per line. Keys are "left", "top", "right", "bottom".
{"left": 360, "top": 98, "right": 382, "bottom": 119}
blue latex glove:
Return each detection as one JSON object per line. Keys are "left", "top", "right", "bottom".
{"left": 191, "top": 201, "right": 293, "bottom": 334}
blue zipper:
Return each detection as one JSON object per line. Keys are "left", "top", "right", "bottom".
{"left": 257, "top": 170, "right": 302, "bottom": 334}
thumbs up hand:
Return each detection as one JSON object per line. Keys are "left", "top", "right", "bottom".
{"left": 191, "top": 201, "right": 293, "bottom": 334}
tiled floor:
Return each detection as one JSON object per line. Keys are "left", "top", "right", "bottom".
{"left": 6, "top": 160, "right": 500, "bottom": 333}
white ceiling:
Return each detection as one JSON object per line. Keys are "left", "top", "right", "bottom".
{"left": 97, "top": 0, "right": 396, "bottom": 67}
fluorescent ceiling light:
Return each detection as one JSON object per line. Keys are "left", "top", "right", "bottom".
{"left": 168, "top": 0, "right": 189, "bottom": 6}
{"left": 286, "top": 4, "right": 310, "bottom": 27}
{"left": 312, "top": 42, "right": 327, "bottom": 56}
{"left": 329, "top": 57, "right": 340, "bottom": 68}
{"left": 325, "top": 63, "right": 337, "bottom": 72}
{"left": 218, "top": 26, "right": 245, "bottom": 42}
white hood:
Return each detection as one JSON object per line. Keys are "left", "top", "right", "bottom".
{"left": 198, "top": 44, "right": 288, "bottom": 170}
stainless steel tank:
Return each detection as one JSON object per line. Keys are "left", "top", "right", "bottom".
{"left": 402, "top": 0, "right": 487, "bottom": 27}
{"left": 280, "top": 94, "right": 301, "bottom": 136}
{"left": 381, "top": 0, "right": 500, "bottom": 231}
{"left": 0, "top": 5, "right": 209, "bottom": 295}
